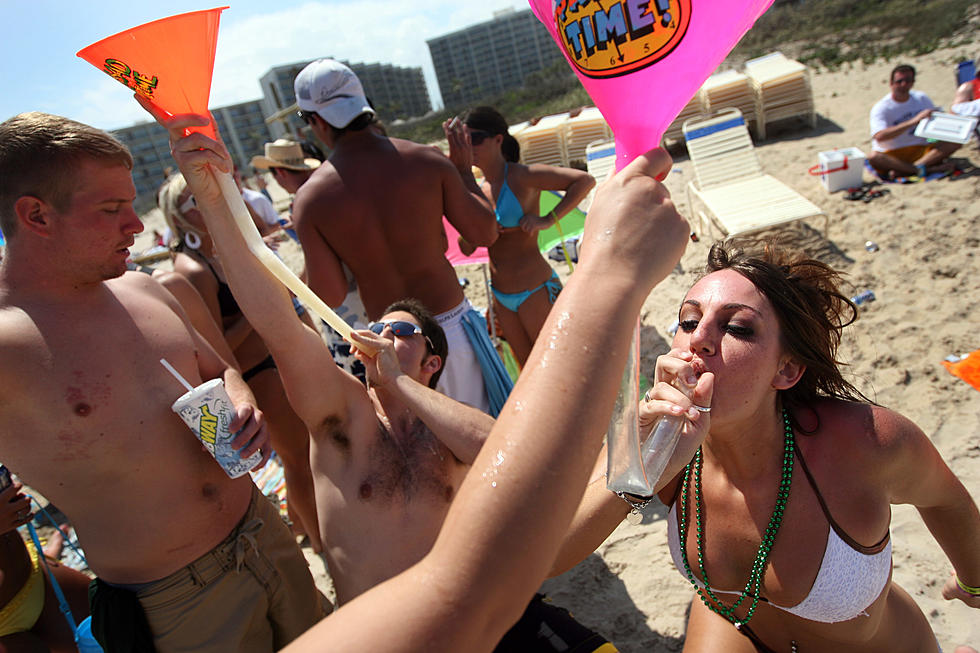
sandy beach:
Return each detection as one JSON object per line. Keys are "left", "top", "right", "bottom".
{"left": 128, "top": 41, "right": 980, "bottom": 651}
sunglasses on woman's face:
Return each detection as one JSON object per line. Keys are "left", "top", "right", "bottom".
{"left": 369, "top": 321, "right": 434, "bottom": 352}
{"left": 468, "top": 130, "right": 492, "bottom": 145}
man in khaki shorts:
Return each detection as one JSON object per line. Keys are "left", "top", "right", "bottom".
{"left": 0, "top": 112, "right": 328, "bottom": 652}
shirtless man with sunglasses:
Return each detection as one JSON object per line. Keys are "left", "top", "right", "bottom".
{"left": 141, "top": 95, "right": 625, "bottom": 651}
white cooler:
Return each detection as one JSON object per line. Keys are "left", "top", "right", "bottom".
{"left": 813, "top": 147, "right": 865, "bottom": 192}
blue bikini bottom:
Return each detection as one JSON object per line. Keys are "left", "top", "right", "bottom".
{"left": 491, "top": 270, "right": 562, "bottom": 312}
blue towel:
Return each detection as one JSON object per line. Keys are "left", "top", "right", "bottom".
{"left": 460, "top": 309, "right": 514, "bottom": 417}
{"left": 863, "top": 159, "right": 948, "bottom": 183}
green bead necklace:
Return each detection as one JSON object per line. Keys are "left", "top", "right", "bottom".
{"left": 678, "top": 407, "right": 794, "bottom": 629}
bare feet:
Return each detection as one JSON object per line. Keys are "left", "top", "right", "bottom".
{"left": 926, "top": 160, "right": 956, "bottom": 175}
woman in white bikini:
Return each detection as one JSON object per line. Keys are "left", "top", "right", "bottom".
{"left": 554, "top": 239, "right": 979, "bottom": 652}
{"left": 454, "top": 106, "right": 595, "bottom": 366}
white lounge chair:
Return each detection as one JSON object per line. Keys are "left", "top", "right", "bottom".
{"left": 683, "top": 108, "right": 827, "bottom": 239}
{"left": 581, "top": 139, "right": 616, "bottom": 212}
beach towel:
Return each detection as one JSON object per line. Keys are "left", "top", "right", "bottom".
{"left": 460, "top": 310, "right": 514, "bottom": 417}
{"left": 942, "top": 350, "right": 980, "bottom": 391}
{"left": 863, "top": 160, "right": 950, "bottom": 184}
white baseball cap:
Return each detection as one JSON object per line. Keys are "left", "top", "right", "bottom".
{"left": 294, "top": 59, "right": 375, "bottom": 129}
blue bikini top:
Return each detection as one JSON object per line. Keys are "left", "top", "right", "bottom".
{"left": 494, "top": 163, "right": 524, "bottom": 228}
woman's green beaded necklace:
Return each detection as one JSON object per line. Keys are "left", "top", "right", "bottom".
{"left": 678, "top": 407, "right": 794, "bottom": 629}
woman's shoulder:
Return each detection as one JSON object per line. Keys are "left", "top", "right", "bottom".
{"left": 172, "top": 254, "right": 216, "bottom": 292}
{"left": 808, "top": 398, "right": 924, "bottom": 458}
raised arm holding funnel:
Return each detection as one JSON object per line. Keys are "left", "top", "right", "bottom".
{"left": 148, "top": 105, "right": 627, "bottom": 651}
{"left": 145, "top": 101, "right": 691, "bottom": 651}
{"left": 142, "top": 102, "right": 495, "bottom": 604}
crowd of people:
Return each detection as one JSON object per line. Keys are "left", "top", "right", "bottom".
{"left": 0, "top": 56, "right": 976, "bottom": 653}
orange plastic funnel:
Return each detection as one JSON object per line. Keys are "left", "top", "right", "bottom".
{"left": 77, "top": 7, "right": 228, "bottom": 138}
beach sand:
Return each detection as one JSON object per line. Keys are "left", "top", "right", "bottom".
{"left": 129, "top": 42, "right": 980, "bottom": 651}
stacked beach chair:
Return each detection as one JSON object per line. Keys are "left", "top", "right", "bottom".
{"left": 663, "top": 92, "right": 707, "bottom": 145}
{"left": 701, "top": 70, "right": 759, "bottom": 138}
{"left": 745, "top": 52, "right": 816, "bottom": 140}
{"left": 563, "top": 107, "right": 612, "bottom": 167}
{"left": 580, "top": 139, "right": 616, "bottom": 212}
{"left": 516, "top": 113, "right": 570, "bottom": 167}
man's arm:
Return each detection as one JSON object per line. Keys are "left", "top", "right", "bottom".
{"left": 145, "top": 97, "right": 691, "bottom": 650}
{"left": 350, "top": 329, "right": 493, "bottom": 464}
{"left": 284, "top": 147, "right": 689, "bottom": 652}
{"left": 141, "top": 101, "right": 368, "bottom": 433}
{"left": 291, "top": 173, "right": 351, "bottom": 308}
{"left": 871, "top": 99, "right": 936, "bottom": 143}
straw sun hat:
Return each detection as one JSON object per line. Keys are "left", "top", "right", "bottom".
{"left": 250, "top": 139, "right": 321, "bottom": 171}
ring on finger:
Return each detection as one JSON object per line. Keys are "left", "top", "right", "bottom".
{"left": 693, "top": 404, "right": 711, "bottom": 413}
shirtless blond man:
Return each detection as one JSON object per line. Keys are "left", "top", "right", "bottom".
{"left": 0, "top": 112, "right": 327, "bottom": 652}
{"left": 291, "top": 59, "right": 509, "bottom": 414}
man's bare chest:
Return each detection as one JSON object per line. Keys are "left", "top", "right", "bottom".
{"left": 318, "top": 415, "right": 461, "bottom": 506}
{"left": 0, "top": 296, "right": 200, "bottom": 467}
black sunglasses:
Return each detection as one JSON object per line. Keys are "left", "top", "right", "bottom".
{"left": 297, "top": 110, "right": 318, "bottom": 126}
{"left": 468, "top": 130, "right": 493, "bottom": 145}
{"left": 369, "top": 321, "right": 434, "bottom": 352}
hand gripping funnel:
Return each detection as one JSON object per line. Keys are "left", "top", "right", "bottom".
{"left": 529, "top": 0, "right": 775, "bottom": 170}
{"left": 75, "top": 7, "right": 365, "bottom": 349}
{"left": 77, "top": 7, "right": 228, "bottom": 139}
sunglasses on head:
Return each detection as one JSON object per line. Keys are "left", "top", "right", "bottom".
{"left": 369, "top": 321, "right": 434, "bottom": 351}
{"left": 178, "top": 195, "right": 197, "bottom": 215}
{"left": 468, "top": 130, "right": 493, "bottom": 145}
{"left": 297, "top": 110, "right": 318, "bottom": 126}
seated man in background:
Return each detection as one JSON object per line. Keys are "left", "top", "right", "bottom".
{"left": 869, "top": 64, "right": 961, "bottom": 178}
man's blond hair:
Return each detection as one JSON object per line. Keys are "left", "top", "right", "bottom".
{"left": 0, "top": 112, "right": 133, "bottom": 236}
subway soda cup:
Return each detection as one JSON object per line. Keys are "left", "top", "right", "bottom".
{"left": 171, "top": 378, "right": 262, "bottom": 478}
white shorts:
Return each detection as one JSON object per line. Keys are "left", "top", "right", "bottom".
{"left": 434, "top": 299, "right": 491, "bottom": 414}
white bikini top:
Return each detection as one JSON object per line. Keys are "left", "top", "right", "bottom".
{"left": 667, "top": 442, "right": 892, "bottom": 624}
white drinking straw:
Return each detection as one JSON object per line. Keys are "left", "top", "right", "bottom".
{"left": 160, "top": 358, "right": 194, "bottom": 393}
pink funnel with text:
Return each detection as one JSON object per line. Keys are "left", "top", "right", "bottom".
{"left": 529, "top": 0, "right": 774, "bottom": 169}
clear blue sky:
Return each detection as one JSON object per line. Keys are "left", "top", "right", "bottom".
{"left": 1, "top": 1, "right": 527, "bottom": 131}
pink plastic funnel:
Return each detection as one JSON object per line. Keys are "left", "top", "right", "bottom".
{"left": 77, "top": 7, "right": 228, "bottom": 139}
{"left": 529, "top": 0, "right": 775, "bottom": 169}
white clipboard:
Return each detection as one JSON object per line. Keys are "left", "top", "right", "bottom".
{"left": 914, "top": 111, "right": 978, "bottom": 144}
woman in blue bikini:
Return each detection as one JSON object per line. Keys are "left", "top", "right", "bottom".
{"left": 457, "top": 107, "right": 595, "bottom": 366}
